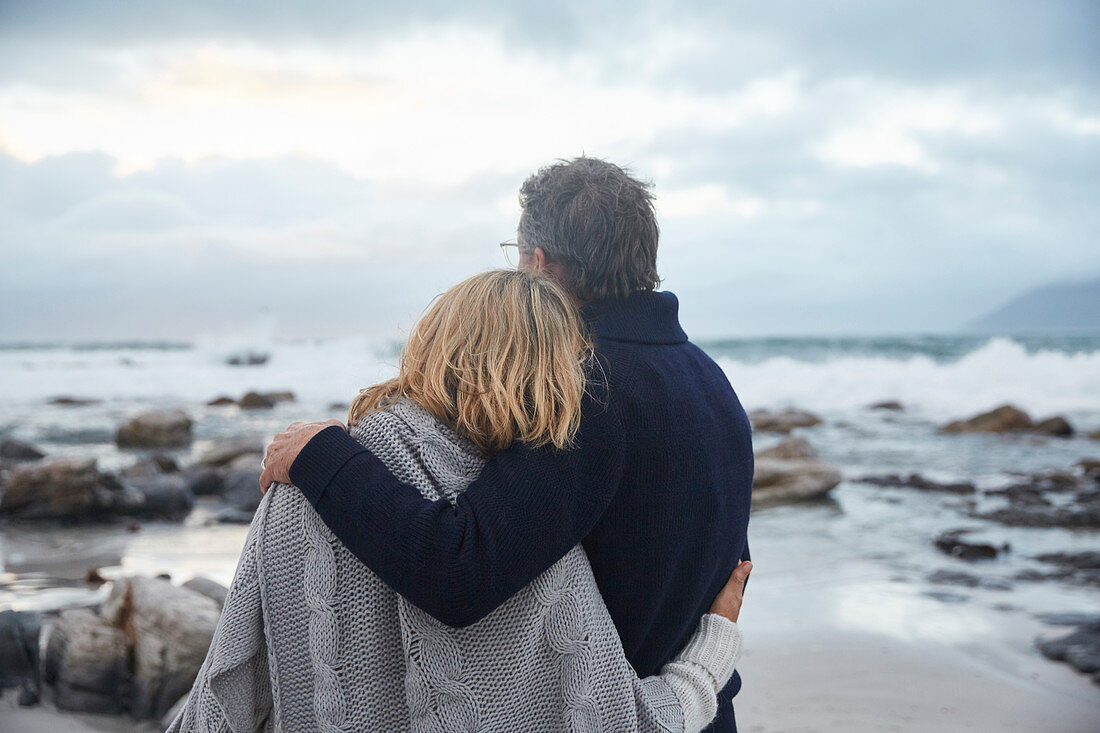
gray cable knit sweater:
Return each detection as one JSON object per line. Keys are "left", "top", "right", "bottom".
{"left": 167, "top": 397, "right": 743, "bottom": 733}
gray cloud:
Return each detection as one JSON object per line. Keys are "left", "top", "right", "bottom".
{"left": 1, "top": 1, "right": 1098, "bottom": 340}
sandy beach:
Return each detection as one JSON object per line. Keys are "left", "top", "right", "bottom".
{"left": 5, "top": 627, "right": 1098, "bottom": 733}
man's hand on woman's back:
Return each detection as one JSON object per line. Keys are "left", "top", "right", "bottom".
{"left": 260, "top": 419, "right": 346, "bottom": 492}
{"left": 709, "top": 560, "right": 753, "bottom": 623}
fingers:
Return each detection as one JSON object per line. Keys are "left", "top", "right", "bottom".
{"left": 708, "top": 560, "right": 753, "bottom": 622}
{"left": 259, "top": 465, "right": 273, "bottom": 493}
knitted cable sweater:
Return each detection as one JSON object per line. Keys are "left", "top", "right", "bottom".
{"left": 166, "top": 397, "right": 743, "bottom": 733}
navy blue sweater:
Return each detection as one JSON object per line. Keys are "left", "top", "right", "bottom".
{"left": 289, "top": 290, "right": 754, "bottom": 732}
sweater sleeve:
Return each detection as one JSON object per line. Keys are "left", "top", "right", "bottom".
{"left": 655, "top": 614, "right": 743, "bottom": 733}
{"left": 288, "top": 383, "right": 628, "bottom": 628}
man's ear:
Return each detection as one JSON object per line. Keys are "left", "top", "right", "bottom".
{"left": 531, "top": 246, "right": 550, "bottom": 272}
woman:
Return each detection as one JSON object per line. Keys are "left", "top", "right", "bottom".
{"left": 168, "top": 270, "right": 752, "bottom": 733}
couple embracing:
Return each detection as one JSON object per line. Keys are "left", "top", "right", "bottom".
{"left": 170, "top": 156, "right": 755, "bottom": 733}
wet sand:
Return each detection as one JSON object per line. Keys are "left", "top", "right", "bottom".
{"left": 5, "top": 627, "right": 1098, "bottom": 733}
{"left": 732, "top": 628, "right": 1100, "bottom": 732}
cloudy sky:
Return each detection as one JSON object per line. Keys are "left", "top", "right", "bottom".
{"left": 1, "top": 1, "right": 1097, "bottom": 341}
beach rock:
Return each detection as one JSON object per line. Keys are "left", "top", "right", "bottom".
{"left": 856, "top": 473, "right": 977, "bottom": 494}
{"left": 869, "top": 400, "right": 904, "bottom": 411}
{"left": 1034, "top": 415, "right": 1074, "bottom": 437}
{"left": 265, "top": 391, "right": 295, "bottom": 403}
{"left": 1077, "top": 458, "right": 1100, "bottom": 478}
{"left": 971, "top": 490, "right": 1100, "bottom": 529}
{"left": 941, "top": 404, "right": 1033, "bottom": 434}
{"left": 1036, "top": 618, "right": 1100, "bottom": 686}
{"left": 328, "top": 401, "right": 348, "bottom": 411}
{"left": 1089, "top": 429, "right": 1100, "bottom": 441}
{"left": 225, "top": 351, "right": 269, "bottom": 366}
{"left": 196, "top": 438, "right": 264, "bottom": 468}
{"left": 123, "top": 474, "right": 195, "bottom": 520}
{"left": 0, "top": 610, "right": 41, "bottom": 705}
{"left": 238, "top": 391, "right": 277, "bottom": 409}
{"left": 756, "top": 436, "right": 817, "bottom": 460}
{"left": 101, "top": 576, "right": 220, "bottom": 720}
{"left": 116, "top": 410, "right": 193, "bottom": 449}
{"left": 44, "top": 608, "right": 131, "bottom": 714}
{"left": 206, "top": 395, "right": 236, "bottom": 406}
{"left": 178, "top": 465, "right": 225, "bottom": 496}
{"left": 934, "top": 528, "right": 1009, "bottom": 560}
{"left": 749, "top": 408, "right": 823, "bottom": 434}
{"left": 1030, "top": 551, "right": 1100, "bottom": 589}
{"left": 48, "top": 396, "right": 102, "bottom": 406}
{"left": 927, "top": 569, "right": 981, "bottom": 587}
{"left": 0, "top": 458, "right": 142, "bottom": 520}
{"left": 182, "top": 576, "right": 229, "bottom": 608}
{"left": 1035, "top": 551, "right": 1100, "bottom": 570}
{"left": 0, "top": 438, "right": 45, "bottom": 462}
{"left": 752, "top": 457, "right": 841, "bottom": 503}
{"left": 220, "top": 467, "right": 263, "bottom": 515}
{"left": 121, "top": 453, "right": 179, "bottom": 479}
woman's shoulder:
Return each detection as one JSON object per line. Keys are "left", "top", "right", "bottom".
{"left": 350, "top": 396, "right": 478, "bottom": 455}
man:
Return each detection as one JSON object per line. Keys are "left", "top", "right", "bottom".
{"left": 261, "top": 156, "right": 754, "bottom": 732}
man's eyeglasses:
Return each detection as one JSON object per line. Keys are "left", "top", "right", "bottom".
{"left": 500, "top": 239, "right": 523, "bottom": 268}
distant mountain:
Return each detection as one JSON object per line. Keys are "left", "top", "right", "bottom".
{"left": 965, "top": 277, "right": 1100, "bottom": 333}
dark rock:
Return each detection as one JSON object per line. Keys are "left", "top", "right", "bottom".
{"left": 1034, "top": 415, "right": 1074, "bottom": 437}
{"left": 0, "top": 458, "right": 142, "bottom": 520}
{"left": 206, "top": 395, "right": 236, "bottom": 406}
{"left": 48, "top": 396, "right": 102, "bottom": 406}
{"left": 970, "top": 490, "right": 1100, "bottom": 528}
{"left": 121, "top": 453, "right": 180, "bottom": 479}
{"left": 225, "top": 351, "right": 269, "bottom": 366}
{"left": 855, "top": 473, "right": 976, "bottom": 494}
{"left": 941, "top": 404, "right": 1033, "bottom": 434}
{"left": 181, "top": 576, "right": 228, "bottom": 608}
{"left": 265, "top": 391, "right": 295, "bottom": 403}
{"left": 328, "top": 401, "right": 347, "bottom": 411}
{"left": 0, "top": 438, "right": 45, "bottom": 462}
{"left": 748, "top": 408, "right": 822, "bottom": 434}
{"left": 179, "top": 465, "right": 224, "bottom": 496}
{"left": 1079, "top": 458, "right": 1100, "bottom": 478}
{"left": 122, "top": 475, "right": 195, "bottom": 520}
{"left": 1089, "top": 429, "right": 1100, "bottom": 441}
{"left": 116, "top": 410, "right": 193, "bottom": 448}
{"left": 44, "top": 608, "right": 131, "bottom": 714}
{"left": 756, "top": 436, "right": 817, "bottom": 460}
{"left": 934, "top": 528, "right": 1009, "bottom": 560}
{"left": 1034, "top": 551, "right": 1100, "bottom": 570}
{"left": 1015, "top": 568, "right": 1076, "bottom": 582}
{"left": 101, "top": 576, "right": 220, "bottom": 720}
{"left": 238, "top": 391, "right": 276, "bottom": 409}
{"left": 751, "top": 457, "right": 841, "bottom": 504}
{"left": 1036, "top": 618, "right": 1100, "bottom": 683}
{"left": 195, "top": 439, "right": 263, "bottom": 468}
{"left": 869, "top": 400, "right": 904, "bottom": 411}
{"left": 927, "top": 569, "right": 981, "bottom": 587}
{"left": 0, "top": 610, "right": 41, "bottom": 705}
{"left": 220, "top": 468, "right": 263, "bottom": 514}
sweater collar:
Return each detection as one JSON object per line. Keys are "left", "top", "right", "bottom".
{"left": 580, "top": 290, "right": 689, "bottom": 345}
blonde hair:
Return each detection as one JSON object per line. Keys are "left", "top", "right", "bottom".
{"left": 348, "top": 269, "right": 592, "bottom": 453}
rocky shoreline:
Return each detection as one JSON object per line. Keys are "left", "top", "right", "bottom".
{"left": 1, "top": 395, "right": 1099, "bottom": 727}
